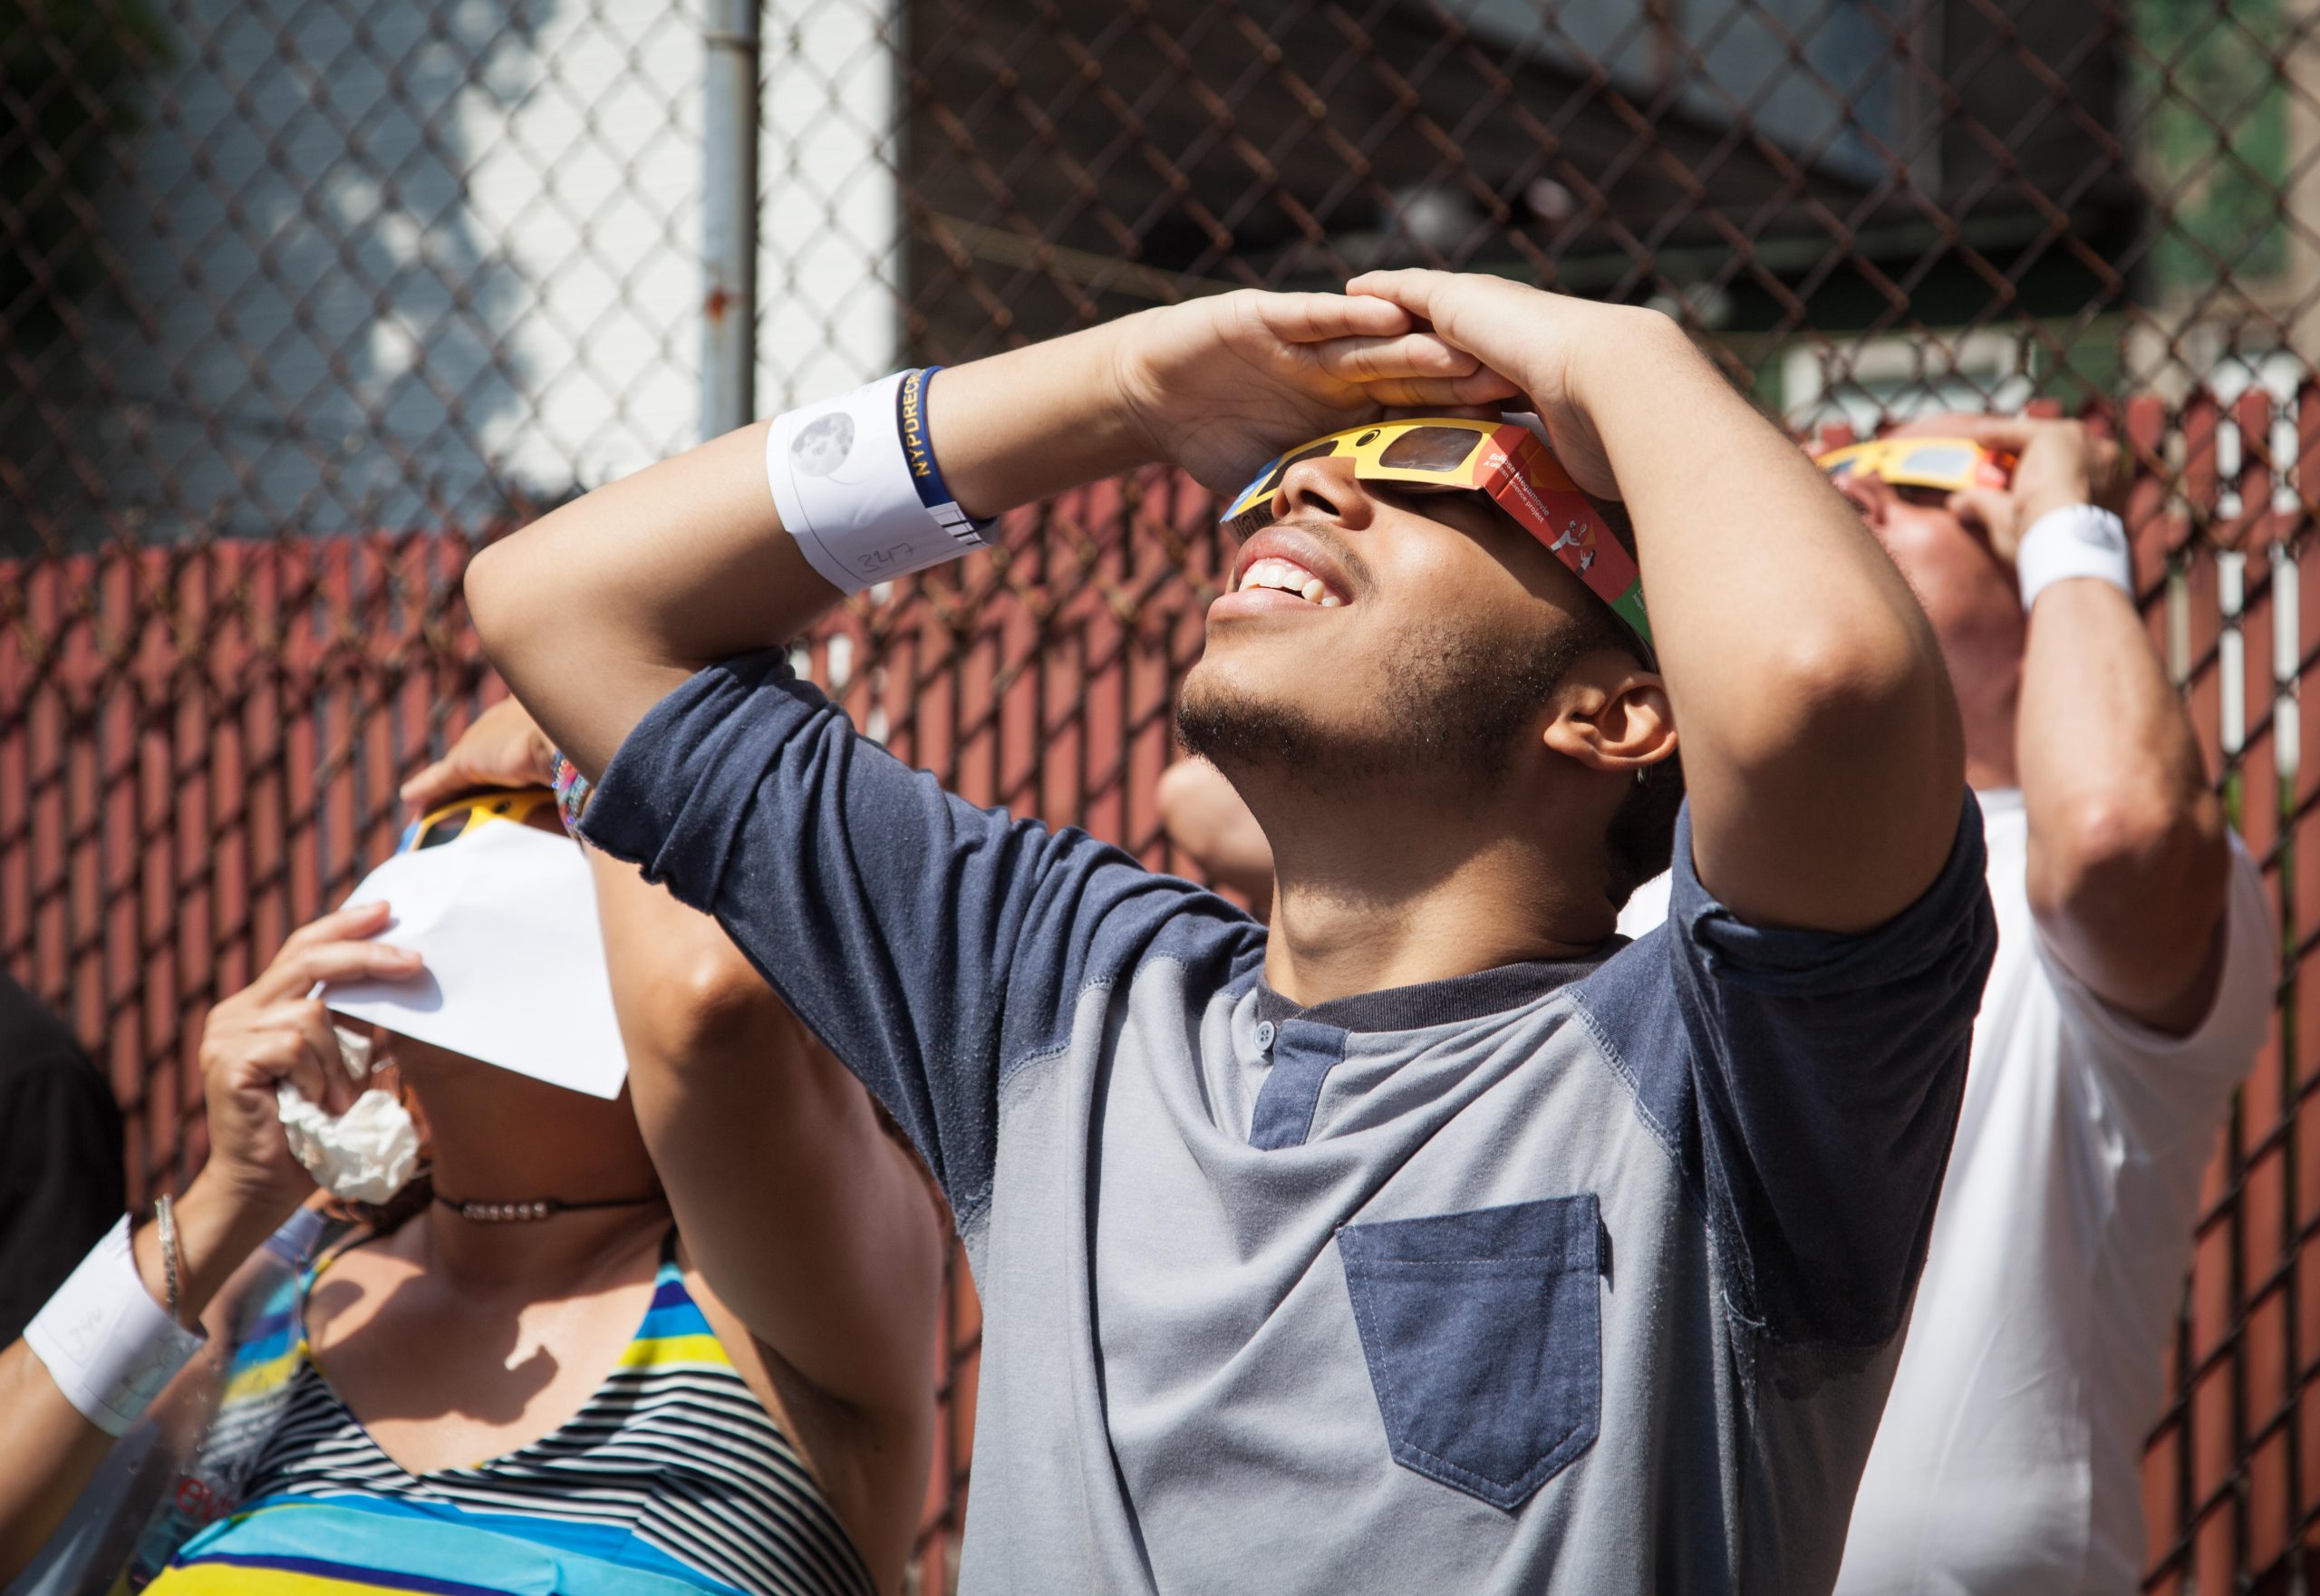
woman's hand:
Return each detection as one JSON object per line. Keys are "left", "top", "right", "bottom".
{"left": 400, "top": 696, "right": 556, "bottom": 811}
{"left": 195, "top": 902, "right": 424, "bottom": 1218}
{"left": 1345, "top": 270, "right": 1680, "bottom": 498}
{"left": 1107, "top": 289, "right": 1520, "bottom": 494}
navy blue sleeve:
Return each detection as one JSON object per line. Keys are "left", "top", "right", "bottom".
{"left": 1573, "top": 795, "right": 1996, "bottom": 1348}
{"left": 579, "top": 652, "right": 1263, "bottom": 1220}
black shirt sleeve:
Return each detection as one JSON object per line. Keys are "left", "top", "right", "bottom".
{"left": 0, "top": 979, "right": 126, "bottom": 1345}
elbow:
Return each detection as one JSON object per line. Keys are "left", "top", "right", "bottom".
{"left": 617, "top": 942, "right": 862, "bottom": 1137}
{"left": 624, "top": 947, "right": 788, "bottom": 1078}
{"left": 462, "top": 537, "right": 528, "bottom": 667}
{"left": 1774, "top": 623, "right": 1935, "bottom": 722}
{"left": 2028, "top": 784, "right": 2228, "bottom": 926}
{"left": 1745, "top": 622, "right": 1962, "bottom": 782}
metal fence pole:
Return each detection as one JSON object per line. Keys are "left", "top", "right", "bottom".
{"left": 701, "top": 0, "right": 759, "bottom": 440}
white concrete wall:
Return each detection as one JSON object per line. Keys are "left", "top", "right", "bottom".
{"left": 90, "top": 0, "right": 896, "bottom": 538}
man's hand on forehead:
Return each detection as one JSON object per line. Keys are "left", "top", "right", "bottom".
{"left": 1108, "top": 288, "right": 1522, "bottom": 494}
{"left": 1344, "top": 271, "right": 1638, "bottom": 499}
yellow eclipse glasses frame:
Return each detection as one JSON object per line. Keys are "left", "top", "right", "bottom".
{"left": 1221, "top": 416, "right": 1650, "bottom": 644}
{"left": 1815, "top": 436, "right": 2014, "bottom": 495}
{"left": 396, "top": 788, "right": 562, "bottom": 856}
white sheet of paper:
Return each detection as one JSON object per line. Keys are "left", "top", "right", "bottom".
{"left": 320, "top": 819, "right": 629, "bottom": 1098}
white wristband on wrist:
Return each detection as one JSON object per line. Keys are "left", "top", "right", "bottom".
{"left": 765, "top": 369, "right": 991, "bottom": 595}
{"left": 2016, "top": 504, "right": 2134, "bottom": 613}
{"left": 24, "top": 1215, "right": 204, "bottom": 1436}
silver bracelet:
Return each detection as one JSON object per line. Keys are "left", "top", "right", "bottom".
{"left": 155, "top": 1193, "right": 182, "bottom": 1327}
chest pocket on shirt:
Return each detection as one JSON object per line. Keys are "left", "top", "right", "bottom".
{"left": 1336, "top": 1195, "right": 1604, "bottom": 1512}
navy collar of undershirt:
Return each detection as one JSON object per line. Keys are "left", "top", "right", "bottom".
{"left": 1252, "top": 942, "right": 1627, "bottom": 1034}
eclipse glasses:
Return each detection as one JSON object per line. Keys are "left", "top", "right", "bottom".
{"left": 1815, "top": 436, "right": 2014, "bottom": 495}
{"left": 396, "top": 788, "right": 563, "bottom": 856}
{"left": 1221, "top": 415, "right": 1650, "bottom": 644}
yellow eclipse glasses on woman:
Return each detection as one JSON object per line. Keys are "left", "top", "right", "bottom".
{"left": 1815, "top": 436, "right": 2014, "bottom": 495}
{"left": 1221, "top": 416, "right": 1650, "bottom": 644}
{"left": 396, "top": 788, "right": 563, "bottom": 856}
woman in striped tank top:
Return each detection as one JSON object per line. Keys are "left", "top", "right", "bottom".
{"left": 0, "top": 705, "right": 948, "bottom": 1596}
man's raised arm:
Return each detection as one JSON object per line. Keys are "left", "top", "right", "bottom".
{"left": 1946, "top": 414, "right": 2231, "bottom": 1035}
{"left": 468, "top": 295, "right": 1508, "bottom": 773}
{"left": 1348, "top": 271, "right": 1964, "bottom": 933}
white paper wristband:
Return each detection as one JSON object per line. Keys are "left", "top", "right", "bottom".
{"left": 765, "top": 371, "right": 991, "bottom": 595}
{"left": 2016, "top": 504, "right": 2133, "bottom": 613}
{"left": 24, "top": 1215, "right": 204, "bottom": 1436}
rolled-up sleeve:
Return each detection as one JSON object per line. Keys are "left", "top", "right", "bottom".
{"left": 1578, "top": 795, "right": 1997, "bottom": 1347}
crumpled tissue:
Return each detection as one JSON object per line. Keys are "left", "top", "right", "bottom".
{"left": 274, "top": 1024, "right": 420, "bottom": 1204}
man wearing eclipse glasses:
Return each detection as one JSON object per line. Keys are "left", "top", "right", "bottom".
{"left": 1162, "top": 411, "right": 2274, "bottom": 1594}
{"left": 466, "top": 273, "right": 1996, "bottom": 1594}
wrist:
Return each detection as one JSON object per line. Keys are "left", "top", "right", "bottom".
{"left": 2016, "top": 488, "right": 2092, "bottom": 536}
{"left": 28, "top": 1217, "right": 206, "bottom": 1436}
{"left": 1097, "top": 310, "right": 1177, "bottom": 469}
{"left": 1560, "top": 305, "right": 1689, "bottom": 398}
{"left": 2016, "top": 503, "right": 2133, "bottom": 612}
{"left": 160, "top": 1173, "right": 299, "bottom": 1322}
{"left": 928, "top": 324, "right": 1151, "bottom": 523}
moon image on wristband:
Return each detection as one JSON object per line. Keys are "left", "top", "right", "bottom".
{"left": 792, "top": 412, "right": 855, "bottom": 478}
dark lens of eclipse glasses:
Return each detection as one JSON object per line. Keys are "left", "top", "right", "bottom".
{"left": 414, "top": 809, "right": 471, "bottom": 849}
{"left": 1376, "top": 426, "right": 1484, "bottom": 473}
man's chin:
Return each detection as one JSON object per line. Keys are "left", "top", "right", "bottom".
{"left": 1174, "top": 665, "right": 1320, "bottom": 779}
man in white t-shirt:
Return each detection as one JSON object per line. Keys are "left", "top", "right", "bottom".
{"left": 1160, "top": 411, "right": 2273, "bottom": 1594}
{"left": 1804, "top": 415, "right": 2272, "bottom": 1593}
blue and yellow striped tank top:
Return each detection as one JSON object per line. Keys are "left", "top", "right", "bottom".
{"left": 135, "top": 1231, "right": 876, "bottom": 1596}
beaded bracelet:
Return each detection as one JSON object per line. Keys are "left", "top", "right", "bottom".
{"left": 548, "top": 748, "right": 594, "bottom": 834}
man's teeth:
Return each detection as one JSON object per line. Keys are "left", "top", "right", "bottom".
{"left": 1238, "top": 556, "right": 1343, "bottom": 606}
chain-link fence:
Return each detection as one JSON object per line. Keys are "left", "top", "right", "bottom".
{"left": 8, "top": 0, "right": 2320, "bottom": 1586}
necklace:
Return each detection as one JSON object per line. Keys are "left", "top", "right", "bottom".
{"left": 433, "top": 1191, "right": 664, "bottom": 1224}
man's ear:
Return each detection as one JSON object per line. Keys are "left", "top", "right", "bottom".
{"left": 1540, "top": 658, "right": 1676, "bottom": 778}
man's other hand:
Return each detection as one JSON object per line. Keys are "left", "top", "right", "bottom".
{"left": 401, "top": 696, "right": 557, "bottom": 812}
{"left": 1345, "top": 270, "right": 1681, "bottom": 499}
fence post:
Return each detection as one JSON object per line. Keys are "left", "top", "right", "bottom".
{"left": 701, "top": 0, "right": 759, "bottom": 440}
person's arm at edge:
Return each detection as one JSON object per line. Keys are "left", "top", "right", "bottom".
{"left": 1348, "top": 271, "right": 1964, "bottom": 933}
{"left": 2019, "top": 581, "right": 2229, "bottom": 1035}
{"left": 466, "top": 295, "right": 1506, "bottom": 779}
{"left": 0, "top": 908, "right": 411, "bottom": 1580}
{"left": 0, "top": 1183, "right": 293, "bottom": 1580}
{"left": 589, "top": 850, "right": 945, "bottom": 1427}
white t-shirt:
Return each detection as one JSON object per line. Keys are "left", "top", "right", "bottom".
{"left": 1621, "top": 788, "right": 2272, "bottom": 1594}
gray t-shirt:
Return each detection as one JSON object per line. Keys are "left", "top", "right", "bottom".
{"left": 584, "top": 653, "right": 1997, "bottom": 1595}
